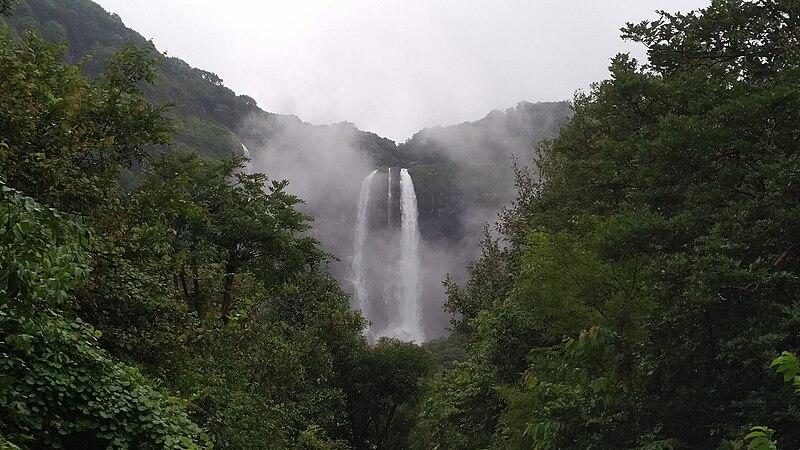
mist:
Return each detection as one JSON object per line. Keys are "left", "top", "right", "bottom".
{"left": 240, "top": 114, "right": 373, "bottom": 270}
{"left": 236, "top": 101, "right": 573, "bottom": 339}
{"left": 87, "top": 0, "right": 709, "bottom": 340}
{"left": 93, "top": 0, "right": 707, "bottom": 141}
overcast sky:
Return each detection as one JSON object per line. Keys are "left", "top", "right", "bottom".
{"left": 94, "top": 0, "right": 708, "bottom": 141}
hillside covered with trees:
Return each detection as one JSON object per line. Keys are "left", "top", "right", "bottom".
{"left": 420, "top": 1, "right": 800, "bottom": 448}
{"left": 0, "top": 0, "right": 403, "bottom": 163}
{"left": 2, "top": 0, "right": 800, "bottom": 449}
{"left": 0, "top": 3, "right": 432, "bottom": 448}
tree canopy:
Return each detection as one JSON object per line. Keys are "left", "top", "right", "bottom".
{"left": 420, "top": 0, "right": 800, "bottom": 448}
{"left": 0, "top": 28, "right": 426, "bottom": 449}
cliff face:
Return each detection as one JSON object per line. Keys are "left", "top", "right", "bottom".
{"left": 387, "top": 102, "right": 573, "bottom": 338}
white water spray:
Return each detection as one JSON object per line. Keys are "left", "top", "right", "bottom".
{"left": 351, "top": 170, "right": 377, "bottom": 314}
{"left": 387, "top": 170, "right": 393, "bottom": 226}
{"left": 351, "top": 168, "right": 425, "bottom": 343}
{"left": 239, "top": 142, "right": 252, "bottom": 172}
{"left": 395, "top": 168, "right": 425, "bottom": 342}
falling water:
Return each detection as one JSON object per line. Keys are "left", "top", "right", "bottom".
{"left": 351, "top": 170, "right": 377, "bottom": 314}
{"left": 395, "top": 168, "right": 425, "bottom": 342}
{"left": 351, "top": 168, "right": 425, "bottom": 343}
{"left": 387, "top": 170, "right": 393, "bottom": 226}
{"left": 240, "top": 142, "right": 252, "bottom": 172}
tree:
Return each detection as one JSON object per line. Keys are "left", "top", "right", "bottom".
{"left": 0, "top": 31, "right": 170, "bottom": 218}
{"left": 416, "top": 0, "right": 800, "bottom": 447}
{"left": 345, "top": 339, "right": 433, "bottom": 450}
{"left": 0, "top": 0, "right": 17, "bottom": 16}
{"left": 0, "top": 182, "right": 208, "bottom": 448}
{"left": 0, "top": 27, "right": 370, "bottom": 449}
{"left": 134, "top": 150, "right": 321, "bottom": 320}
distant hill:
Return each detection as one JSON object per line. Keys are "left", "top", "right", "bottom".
{"left": 1, "top": 0, "right": 571, "bottom": 243}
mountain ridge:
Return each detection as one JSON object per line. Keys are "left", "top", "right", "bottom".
{"left": 1, "top": 0, "right": 570, "bottom": 177}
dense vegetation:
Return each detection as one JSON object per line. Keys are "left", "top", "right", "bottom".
{"left": 419, "top": 1, "right": 800, "bottom": 448}
{"left": 3, "top": 0, "right": 800, "bottom": 449}
{"left": 0, "top": 20, "right": 430, "bottom": 450}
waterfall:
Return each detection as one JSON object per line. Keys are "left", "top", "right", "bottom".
{"left": 351, "top": 170, "right": 377, "bottom": 314}
{"left": 351, "top": 167, "right": 425, "bottom": 343}
{"left": 240, "top": 142, "right": 252, "bottom": 172}
{"left": 395, "top": 168, "right": 425, "bottom": 342}
{"left": 387, "top": 170, "right": 393, "bottom": 226}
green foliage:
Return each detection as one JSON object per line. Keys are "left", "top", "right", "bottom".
{"left": 771, "top": 352, "right": 800, "bottom": 394}
{"left": 186, "top": 267, "right": 364, "bottom": 448}
{"left": 0, "top": 25, "right": 370, "bottom": 449}
{"left": 496, "top": 326, "right": 635, "bottom": 449}
{"left": 741, "top": 351, "right": 800, "bottom": 449}
{"left": 415, "top": 1, "right": 800, "bottom": 448}
{"left": 0, "top": 184, "right": 208, "bottom": 448}
{"left": 299, "top": 425, "right": 351, "bottom": 450}
{"left": 175, "top": 117, "right": 242, "bottom": 160}
{"left": 344, "top": 338, "right": 433, "bottom": 450}
{"left": 1, "top": 0, "right": 252, "bottom": 162}
{"left": 443, "top": 226, "right": 510, "bottom": 333}
{"left": 743, "top": 426, "right": 777, "bottom": 450}
{"left": 111, "top": 149, "right": 366, "bottom": 448}
{"left": 0, "top": 30, "right": 170, "bottom": 217}
{"left": 423, "top": 331, "right": 468, "bottom": 371}
{"left": 0, "top": 0, "right": 16, "bottom": 16}
{"left": 133, "top": 150, "right": 321, "bottom": 321}
{"left": 0, "top": 309, "right": 208, "bottom": 449}
{"left": 0, "top": 183, "right": 88, "bottom": 309}
{"left": 413, "top": 357, "right": 502, "bottom": 450}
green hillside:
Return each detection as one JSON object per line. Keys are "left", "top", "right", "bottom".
{"left": 0, "top": 0, "right": 401, "bottom": 164}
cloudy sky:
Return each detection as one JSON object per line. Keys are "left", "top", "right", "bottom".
{"left": 94, "top": 0, "right": 707, "bottom": 141}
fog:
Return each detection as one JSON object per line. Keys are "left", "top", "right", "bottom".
{"left": 90, "top": 0, "right": 710, "bottom": 340}
{"left": 93, "top": 0, "right": 707, "bottom": 141}
{"left": 238, "top": 115, "right": 370, "bottom": 270}
{"left": 236, "top": 102, "right": 573, "bottom": 339}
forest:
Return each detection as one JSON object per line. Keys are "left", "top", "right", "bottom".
{"left": 1, "top": 0, "right": 800, "bottom": 448}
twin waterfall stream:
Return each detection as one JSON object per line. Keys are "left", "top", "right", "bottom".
{"left": 352, "top": 170, "right": 377, "bottom": 316}
{"left": 351, "top": 168, "right": 425, "bottom": 343}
